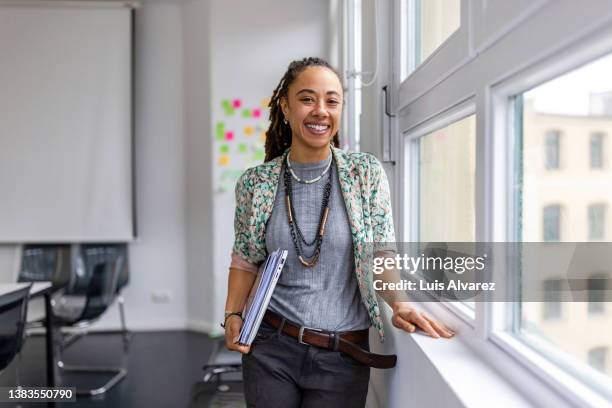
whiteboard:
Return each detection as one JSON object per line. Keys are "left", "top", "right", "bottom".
{"left": 0, "top": 5, "right": 133, "bottom": 242}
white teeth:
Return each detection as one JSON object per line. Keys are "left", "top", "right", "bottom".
{"left": 306, "top": 124, "right": 329, "bottom": 131}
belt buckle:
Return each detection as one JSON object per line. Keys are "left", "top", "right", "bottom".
{"left": 298, "top": 325, "right": 322, "bottom": 345}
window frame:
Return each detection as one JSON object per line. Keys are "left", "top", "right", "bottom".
{"left": 487, "top": 27, "right": 612, "bottom": 405}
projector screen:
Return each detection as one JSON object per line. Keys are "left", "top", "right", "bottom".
{"left": 0, "top": 3, "right": 134, "bottom": 242}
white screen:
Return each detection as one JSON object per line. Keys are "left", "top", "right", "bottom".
{"left": 0, "top": 4, "right": 133, "bottom": 242}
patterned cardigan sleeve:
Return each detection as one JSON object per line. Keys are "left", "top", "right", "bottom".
{"left": 368, "top": 155, "right": 396, "bottom": 249}
{"left": 230, "top": 169, "right": 260, "bottom": 274}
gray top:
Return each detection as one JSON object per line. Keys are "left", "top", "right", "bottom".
{"left": 265, "top": 151, "right": 371, "bottom": 332}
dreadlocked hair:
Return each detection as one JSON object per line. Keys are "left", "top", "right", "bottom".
{"left": 264, "top": 57, "right": 342, "bottom": 162}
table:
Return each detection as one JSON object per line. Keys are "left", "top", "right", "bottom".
{"left": 0, "top": 282, "right": 56, "bottom": 387}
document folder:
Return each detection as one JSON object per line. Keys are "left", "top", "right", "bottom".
{"left": 238, "top": 248, "right": 288, "bottom": 346}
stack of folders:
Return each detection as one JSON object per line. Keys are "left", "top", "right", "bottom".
{"left": 238, "top": 248, "right": 288, "bottom": 346}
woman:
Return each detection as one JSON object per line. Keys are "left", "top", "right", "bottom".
{"left": 223, "top": 57, "right": 453, "bottom": 407}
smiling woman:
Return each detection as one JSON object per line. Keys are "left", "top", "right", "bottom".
{"left": 222, "top": 57, "right": 453, "bottom": 408}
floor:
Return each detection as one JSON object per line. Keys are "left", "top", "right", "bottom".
{"left": 0, "top": 331, "right": 221, "bottom": 408}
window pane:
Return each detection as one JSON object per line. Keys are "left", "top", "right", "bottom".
{"left": 517, "top": 53, "right": 612, "bottom": 384}
{"left": 588, "top": 347, "right": 608, "bottom": 373}
{"left": 545, "top": 130, "right": 561, "bottom": 170}
{"left": 590, "top": 132, "right": 605, "bottom": 169}
{"left": 588, "top": 203, "right": 606, "bottom": 240}
{"left": 418, "top": 115, "right": 476, "bottom": 242}
{"left": 402, "top": 0, "right": 461, "bottom": 75}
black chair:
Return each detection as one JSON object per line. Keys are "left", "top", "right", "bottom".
{"left": 0, "top": 284, "right": 31, "bottom": 377}
{"left": 53, "top": 244, "right": 130, "bottom": 396}
{"left": 18, "top": 243, "right": 130, "bottom": 396}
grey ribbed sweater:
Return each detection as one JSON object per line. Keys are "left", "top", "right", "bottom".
{"left": 265, "top": 153, "right": 371, "bottom": 331}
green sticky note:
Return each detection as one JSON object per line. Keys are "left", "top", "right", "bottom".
{"left": 242, "top": 109, "right": 251, "bottom": 118}
{"left": 216, "top": 122, "right": 225, "bottom": 139}
{"left": 253, "top": 150, "right": 265, "bottom": 161}
{"left": 238, "top": 143, "right": 248, "bottom": 153}
{"left": 221, "top": 99, "right": 231, "bottom": 109}
{"left": 224, "top": 107, "right": 235, "bottom": 116}
{"left": 220, "top": 144, "right": 230, "bottom": 154}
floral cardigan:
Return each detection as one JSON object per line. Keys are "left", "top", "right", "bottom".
{"left": 231, "top": 146, "right": 396, "bottom": 340}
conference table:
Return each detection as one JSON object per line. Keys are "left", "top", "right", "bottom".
{"left": 0, "top": 282, "right": 56, "bottom": 387}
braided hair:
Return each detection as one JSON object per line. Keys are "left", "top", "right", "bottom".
{"left": 264, "top": 57, "right": 342, "bottom": 162}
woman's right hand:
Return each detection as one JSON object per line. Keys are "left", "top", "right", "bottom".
{"left": 224, "top": 315, "right": 251, "bottom": 354}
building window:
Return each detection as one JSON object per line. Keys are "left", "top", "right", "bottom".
{"left": 588, "top": 204, "right": 606, "bottom": 240}
{"left": 545, "top": 130, "right": 561, "bottom": 170}
{"left": 542, "top": 279, "right": 563, "bottom": 320}
{"left": 588, "top": 347, "right": 608, "bottom": 373}
{"left": 590, "top": 132, "right": 605, "bottom": 169}
{"left": 543, "top": 205, "right": 561, "bottom": 241}
{"left": 588, "top": 275, "right": 606, "bottom": 315}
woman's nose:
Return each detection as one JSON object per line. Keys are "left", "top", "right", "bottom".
{"left": 312, "top": 101, "right": 327, "bottom": 116}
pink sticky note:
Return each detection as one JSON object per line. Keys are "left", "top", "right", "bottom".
{"left": 225, "top": 131, "right": 234, "bottom": 140}
{"left": 252, "top": 108, "right": 261, "bottom": 118}
{"left": 232, "top": 99, "right": 241, "bottom": 108}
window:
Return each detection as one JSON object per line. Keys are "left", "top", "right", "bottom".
{"left": 541, "top": 279, "right": 563, "bottom": 320}
{"left": 513, "top": 52, "right": 612, "bottom": 390}
{"left": 588, "top": 275, "right": 607, "bottom": 315}
{"left": 588, "top": 204, "right": 606, "bottom": 240}
{"left": 588, "top": 347, "right": 608, "bottom": 373}
{"left": 590, "top": 132, "right": 605, "bottom": 169}
{"left": 418, "top": 115, "right": 476, "bottom": 242}
{"left": 400, "top": 0, "right": 461, "bottom": 77}
{"left": 542, "top": 205, "right": 561, "bottom": 241}
{"left": 545, "top": 130, "right": 561, "bottom": 170}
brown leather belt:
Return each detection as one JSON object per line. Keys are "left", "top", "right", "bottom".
{"left": 263, "top": 310, "right": 397, "bottom": 369}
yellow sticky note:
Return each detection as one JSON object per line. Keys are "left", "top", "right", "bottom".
{"left": 244, "top": 126, "right": 254, "bottom": 136}
{"left": 218, "top": 155, "right": 230, "bottom": 166}
{"left": 260, "top": 132, "right": 266, "bottom": 142}
{"left": 261, "top": 98, "right": 271, "bottom": 108}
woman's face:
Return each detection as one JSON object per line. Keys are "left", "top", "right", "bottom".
{"left": 281, "top": 66, "right": 343, "bottom": 151}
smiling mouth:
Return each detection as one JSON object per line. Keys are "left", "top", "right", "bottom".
{"left": 304, "top": 123, "right": 330, "bottom": 134}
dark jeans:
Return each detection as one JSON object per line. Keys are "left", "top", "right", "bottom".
{"left": 242, "top": 321, "right": 371, "bottom": 408}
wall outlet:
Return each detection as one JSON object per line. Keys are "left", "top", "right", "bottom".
{"left": 151, "top": 290, "right": 172, "bottom": 303}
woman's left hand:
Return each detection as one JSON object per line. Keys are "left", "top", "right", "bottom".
{"left": 390, "top": 302, "right": 455, "bottom": 338}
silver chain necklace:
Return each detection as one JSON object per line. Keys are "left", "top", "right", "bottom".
{"left": 285, "top": 148, "right": 333, "bottom": 184}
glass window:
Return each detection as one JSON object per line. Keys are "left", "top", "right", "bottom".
{"left": 542, "top": 279, "right": 563, "bottom": 320}
{"left": 588, "top": 347, "right": 608, "bottom": 373}
{"left": 516, "top": 53, "right": 612, "bottom": 384}
{"left": 588, "top": 275, "right": 606, "bottom": 315}
{"left": 418, "top": 115, "right": 476, "bottom": 242}
{"left": 401, "top": 0, "right": 461, "bottom": 76}
{"left": 545, "top": 130, "right": 561, "bottom": 170}
{"left": 590, "top": 132, "right": 605, "bottom": 169}
{"left": 543, "top": 204, "right": 561, "bottom": 241}
{"left": 588, "top": 203, "right": 606, "bottom": 240}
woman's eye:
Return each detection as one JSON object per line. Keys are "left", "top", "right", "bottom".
{"left": 328, "top": 100, "right": 340, "bottom": 106}
{"left": 301, "top": 97, "right": 314, "bottom": 104}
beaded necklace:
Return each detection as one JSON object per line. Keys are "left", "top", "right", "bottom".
{"left": 283, "top": 155, "right": 333, "bottom": 267}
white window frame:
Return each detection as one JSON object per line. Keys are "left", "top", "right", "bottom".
{"left": 391, "top": 0, "right": 612, "bottom": 406}
{"left": 487, "top": 24, "right": 612, "bottom": 406}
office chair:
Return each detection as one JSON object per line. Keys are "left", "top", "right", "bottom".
{"left": 18, "top": 244, "right": 130, "bottom": 396}
{"left": 0, "top": 284, "right": 31, "bottom": 383}
{"left": 52, "top": 244, "right": 130, "bottom": 396}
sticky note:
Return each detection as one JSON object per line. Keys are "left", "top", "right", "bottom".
{"left": 221, "top": 100, "right": 231, "bottom": 109}
{"left": 220, "top": 144, "right": 230, "bottom": 154}
{"left": 224, "top": 107, "right": 235, "bottom": 116}
{"left": 253, "top": 150, "right": 265, "bottom": 161}
{"left": 232, "top": 99, "right": 242, "bottom": 108}
{"left": 260, "top": 132, "right": 266, "bottom": 142}
{"left": 238, "top": 143, "right": 248, "bottom": 153}
{"left": 218, "top": 155, "right": 230, "bottom": 166}
{"left": 244, "top": 126, "right": 254, "bottom": 136}
{"left": 225, "top": 131, "right": 234, "bottom": 141}
{"left": 252, "top": 109, "right": 261, "bottom": 118}
{"left": 261, "top": 98, "right": 270, "bottom": 108}
{"left": 241, "top": 109, "right": 251, "bottom": 118}
{"left": 216, "top": 122, "right": 225, "bottom": 139}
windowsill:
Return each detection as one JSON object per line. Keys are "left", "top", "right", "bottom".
{"left": 371, "top": 302, "right": 588, "bottom": 408}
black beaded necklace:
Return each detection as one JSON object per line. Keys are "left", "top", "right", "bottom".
{"left": 283, "top": 154, "right": 333, "bottom": 268}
